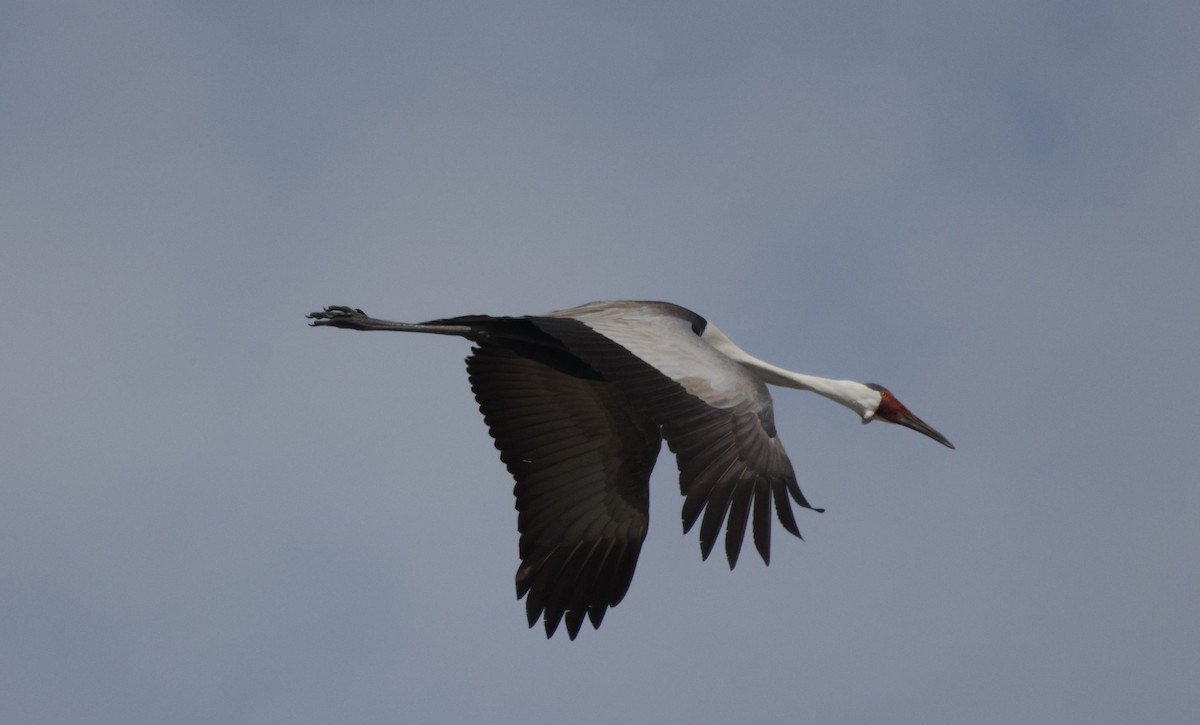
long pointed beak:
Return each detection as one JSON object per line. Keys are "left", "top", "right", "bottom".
{"left": 896, "top": 411, "right": 955, "bottom": 449}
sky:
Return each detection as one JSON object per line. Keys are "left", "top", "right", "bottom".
{"left": 3, "top": 2, "right": 1198, "bottom": 723}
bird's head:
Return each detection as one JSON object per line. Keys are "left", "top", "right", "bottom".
{"left": 861, "top": 383, "right": 955, "bottom": 449}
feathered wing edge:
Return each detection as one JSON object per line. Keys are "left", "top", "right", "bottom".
{"left": 467, "top": 340, "right": 661, "bottom": 639}
{"left": 531, "top": 317, "right": 822, "bottom": 569}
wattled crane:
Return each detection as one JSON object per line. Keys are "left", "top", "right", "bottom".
{"left": 308, "top": 301, "right": 953, "bottom": 638}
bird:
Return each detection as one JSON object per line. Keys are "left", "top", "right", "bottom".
{"left": 307, "top": 300, "right": 953, "bottom": 639}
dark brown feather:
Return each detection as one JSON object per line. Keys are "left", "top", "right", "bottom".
{"left": 467, "top": 341, "right": 660, "bottom": 639}
{"left": 530, "top": 317, "right": 820, "bottom": 570}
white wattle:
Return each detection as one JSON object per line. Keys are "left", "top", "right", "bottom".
{"left": 700, "top": 323, "right": 882, "bottom": 419}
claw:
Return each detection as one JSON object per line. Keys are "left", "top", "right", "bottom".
{"left": 307, "top": 305, "right": 370, "bottom": 328}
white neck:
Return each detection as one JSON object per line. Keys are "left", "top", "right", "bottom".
{"left": 702, "top": 324, "right": 881, "bottom": 419}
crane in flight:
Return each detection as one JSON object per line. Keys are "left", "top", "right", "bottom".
{"left": 308, "top": 300, "right": 953, "bottom": 638}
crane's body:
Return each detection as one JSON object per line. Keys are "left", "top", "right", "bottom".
{"left": 308, "top": 300, "right": 953, "bottom": 638}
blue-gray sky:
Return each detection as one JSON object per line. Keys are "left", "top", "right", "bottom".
{"left": 4, "top": 3, "right": 1198, "bottom": 723}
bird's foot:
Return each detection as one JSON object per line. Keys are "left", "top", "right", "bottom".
{"left": 307, "top": 305, "right": 372, "bottom": 329}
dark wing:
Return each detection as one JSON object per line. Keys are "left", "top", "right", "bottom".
{"left": 533, "top": 315, "right": 821, "bottom": 569}
{"left": 466, "top": 340, "right": 661, "bottom": 639}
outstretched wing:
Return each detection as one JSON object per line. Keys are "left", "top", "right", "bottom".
{"left": 534, "top": 307, "right": 821, "bottom": 569}
{"left": 466, "top": 340, "right": 661, "bottom": 639}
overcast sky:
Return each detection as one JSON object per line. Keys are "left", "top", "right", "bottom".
{"left": 4, "top": 3, "right": 1198, "bottom": 723}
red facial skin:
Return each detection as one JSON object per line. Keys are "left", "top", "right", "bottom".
{"left": 873, "top": 388, "right": 955, "bottom": 449}
{"left": 874, "top": 389, "right": 910, "bottom": 422}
